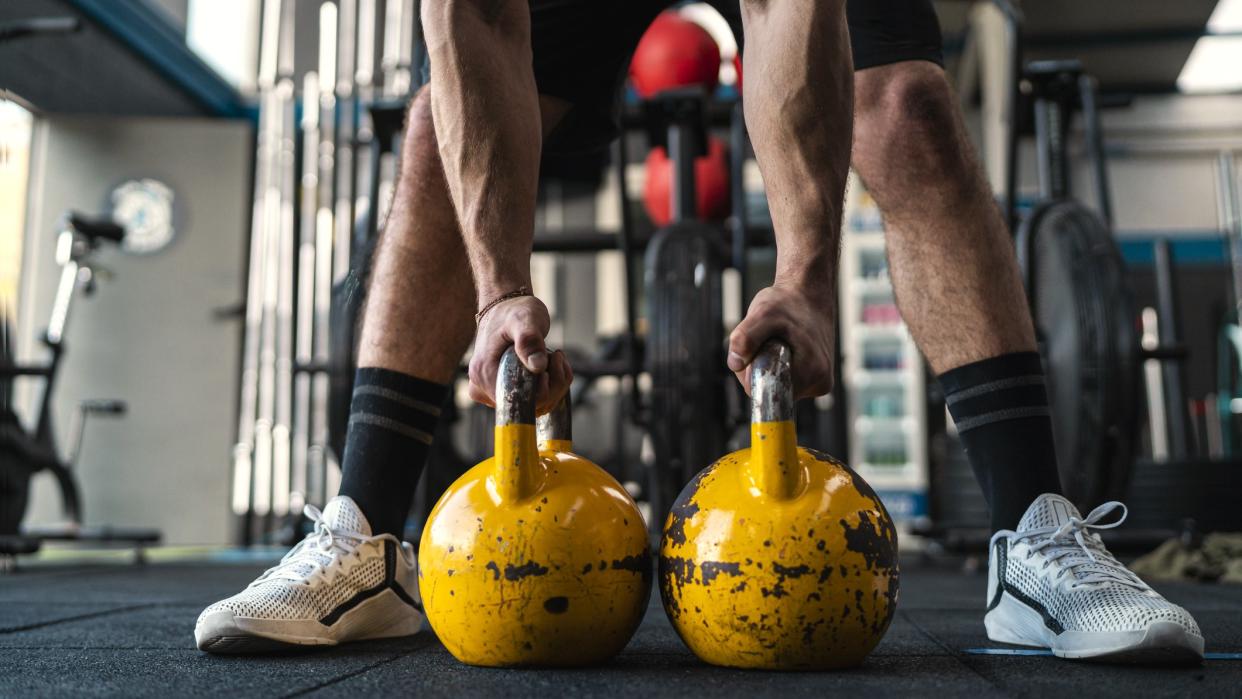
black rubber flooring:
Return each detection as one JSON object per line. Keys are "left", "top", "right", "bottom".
{"left": 1, "top": 556, "right": 1239, "bottom": 697}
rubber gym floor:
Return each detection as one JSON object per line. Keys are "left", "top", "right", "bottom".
{"left": 1, "top": 554, "right": 1239, "bottom": 698}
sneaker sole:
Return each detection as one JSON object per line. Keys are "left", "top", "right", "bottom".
{"left": 196, "top": 589, "right": 423, "bottom": 655}
{"left": 985, "top": 592, "right": 1204, "bottom": 665}
{"left": 198, "top": 634, "right": 329, "bottom": 654}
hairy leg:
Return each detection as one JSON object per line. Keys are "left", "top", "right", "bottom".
{"left": 852, "top": 61, "right": 1035, "bottom": 373}
{"left": 853, "top": 61, "right": 1061, "bottom": 531}
{"left": 357, "top": 88, "right": 475, "bottom": 381}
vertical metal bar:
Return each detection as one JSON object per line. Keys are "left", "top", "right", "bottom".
{"left": 729, "top": 101, "right": 748, "bottom": 305}
{"left": 1153, "top": 239, "right": 1189, "bottom": 458}
{"left": 234, "top": 0, "right": 284, "bottom": 519}
{"left": 412, "top": 0, "right": 427, "bottom": 91}
{"left": 1033, "top": 97, "right": 1056, "bottom": 200}
{"left": 613, "top": 127, "right": 642, "bottom": 415}
{"left": 1141, "top": 307, "right": 1168, "bottom": 461}
{"left": 382, "top": 0, "right": 412, "bottom": 96}
{"left": 270, "top": 0, "right": 298, "bottom": 519}
{"left": 309, "top": 0, "right": 339, "bottom": 507}
{"left": 326, "top": 0, "right": 359, "bottom": 502}
{"left": 353, "top": 0, "right": 378, "bottom": 259}
{"left": 253, "top": 108, "right": 280, "bottom": 518}
{"left": 669, "top": 121, "right": 697, "bottom": 223}
{"left": 1078, "top": 74, "right": 1113, "bottom": 229}
{"left": 44, "top": 240, "right": 78, "bottom": 346}
{"left": 232, "top": 96, "right": 265, "bottom": 517}
{"left": 398, "top": 0, "right": 416, "bottom": 93}
{"left": 334, "top": 0, "right": 357, "bottom": 287}
{"left": 1217, "top": 152, "right": 1242, "bottom": 316}
{"left": 374, "top": 0, "right": 410, "bottom": 239}
{"left": 1001, "top": 1, "right": 1023, "bottom": 233}
{"left": 292, "top": 70, "right": 321, "bottom": 514}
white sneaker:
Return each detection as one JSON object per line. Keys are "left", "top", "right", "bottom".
{"left": 195, "top": 496, "right": 422, "bottom": 653}
{"left": 984, "top": 493, "right": 1204, "bottom": 664}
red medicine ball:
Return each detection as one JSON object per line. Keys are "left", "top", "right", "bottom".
{"left": 643, "top": 136, "right": 731, "bottom": 226}
{"left": 630, "top": 11, "right": 722, "bottom": 99}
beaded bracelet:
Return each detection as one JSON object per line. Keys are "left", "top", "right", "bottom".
{"left": 474, "top": 286, "right": 533, "bottom": 325}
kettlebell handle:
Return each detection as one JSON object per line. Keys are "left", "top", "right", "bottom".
{"left": 750, "top": 340, "right": 793, "bottom": 423}
{"left": 537, "top": 393, "right": 572, "bottom": 443}
{"left": 496, "top": 348, "right": 536, "bottom": 426}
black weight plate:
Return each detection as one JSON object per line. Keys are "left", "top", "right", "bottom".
{"left": 1018, "top": 200, "right": 1140, "bottom": 510}
{"left": 0, "top": 449, "right": 30, "bottom": 535}
{"left": 644, "top": 221, "right": 729, "bottom": 526}
{"left": 0, "top": 316, "right": 22, "bottom": 535}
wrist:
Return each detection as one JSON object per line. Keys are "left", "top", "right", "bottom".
{"left": 774, "top": 246, "right": 836, "bottom": 293}
{"left": 475, "top": 275, "right": 533, "bottom": 313}
{"left": 774, "top": 266, "right": 836, "bottom": 302}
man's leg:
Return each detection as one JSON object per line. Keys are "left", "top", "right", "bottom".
{"left": 196, "top": 85, "right": 571, "bottom": 653}
{"left": 340, "top": 86, "right": 570, "bottom": 538}
{"left": 851, "top": 61, "right": 1062, "bottom": 532}
{"left": 852, "top": 57, "right": 1203, "bottom": 665}
{"left": 334, "top": 88, "right": 477, "bottom": 539}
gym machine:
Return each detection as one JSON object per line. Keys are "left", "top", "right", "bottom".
{"left": 930, "top": 0, "right": 1242, "bottom": 546}
{"left": 1, "top": 214, "right": 161, "bottom": 568}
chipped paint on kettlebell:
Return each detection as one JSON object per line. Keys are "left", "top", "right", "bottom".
{"left": 421, "top": 443, "right": 652, "bottom": 667}
{"left": 658, "top": 432, "right": 900, "bottom": 670}
{"left": 419, "top": 353, "right": 650, "bottom": 668}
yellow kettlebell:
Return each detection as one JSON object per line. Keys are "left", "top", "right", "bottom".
{"left": 659, "top": 341, "right": 899, "bottom": 670}
{"left": 419, "top": 348, "right": 651, "bottom": 667}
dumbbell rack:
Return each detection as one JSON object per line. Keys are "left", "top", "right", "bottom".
{"left": 838, "top": 175, "right": 929, "bottom": 529}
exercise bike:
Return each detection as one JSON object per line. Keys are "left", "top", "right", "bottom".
{"left": 0, "top": 213, "right": 161, "bottom": 567}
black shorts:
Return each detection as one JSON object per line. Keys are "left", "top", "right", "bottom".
{"left": 530, "top": 0, "right": 944, "bottom": 154}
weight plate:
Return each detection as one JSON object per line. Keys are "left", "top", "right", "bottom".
{"left": 644, "top": 221, "right": 729, "bottom": 527}
{"left": 1018, "top": 200, "right": 1140, "bottom": 510}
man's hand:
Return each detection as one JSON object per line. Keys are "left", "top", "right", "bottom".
{"left": 468, "top": 295, "right": 572, "bottom": 414}
{"left": 727, "top": 283, "right": 836, "bottom": 399}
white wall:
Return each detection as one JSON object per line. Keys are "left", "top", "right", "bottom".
{"left": 988, "top": 92, "right": 1242, "bottom": 238}
{"left": 17, "top": 116, "right": 251, "bottom": 545}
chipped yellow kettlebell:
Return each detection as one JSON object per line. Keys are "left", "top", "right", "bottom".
{"left": 419, "top": 348, "right": 651, "bottom": 667}
{"left": 659, "top": 341, "right": 899, "bottom": 670}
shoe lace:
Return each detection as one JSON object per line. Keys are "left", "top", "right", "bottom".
{"left": 251, "top": 505, "right": 367, "bottom": 586}
{"left": 1013, "top": 501, "right": 1148, "bottom": 590}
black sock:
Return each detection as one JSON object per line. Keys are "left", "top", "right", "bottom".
{"left": 938, "top": 351, "right": 1062, "bottom": 532}
{"left": 338, "top": 367, "right": 449, "bottom": 538}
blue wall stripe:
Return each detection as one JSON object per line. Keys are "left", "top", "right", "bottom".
{"left": 1117, "top": 237, "right": 1229, "bottom": 266}
{"left": 65, "top": 0, "right": 251, "bottom": 119}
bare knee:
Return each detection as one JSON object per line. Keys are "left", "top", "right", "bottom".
{"left": 400, "top": 87, "right": 440, "bottom": 169}
{"left": 854, "top": 62, "right": 970, "bottom": 179}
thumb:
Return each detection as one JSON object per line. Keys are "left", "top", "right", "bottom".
{"left": 727, "top": 318, "right": 761, "bottom": 373}
{"left": 513, "top": 326, "right": 549, "bottom": 374}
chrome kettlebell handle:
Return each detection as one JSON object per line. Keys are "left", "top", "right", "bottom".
{"left": 537, "top": 394, "right": 572, "bottom": 442}
{"left": 751, "top": 341, "right": 793, "bottom": 424}
{"left": 496, "top": 348, "right": 536, "bottom": 426}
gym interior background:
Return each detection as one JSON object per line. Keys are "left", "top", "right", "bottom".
{"left": 1, "top": 0, "right": 1242, "bottom": 695}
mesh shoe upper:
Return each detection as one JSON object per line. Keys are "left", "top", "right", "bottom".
{"left": 993, "top": 494, "right": 1202, "bottom": 638}
{"left": 199, "top": 497, "right": 391, "bottom": 623}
